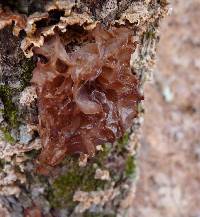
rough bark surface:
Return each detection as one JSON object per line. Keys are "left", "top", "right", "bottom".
{"left": 0, "top": 1, "right": 168, "bottom": 216}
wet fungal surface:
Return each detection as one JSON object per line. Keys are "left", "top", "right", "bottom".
{"left": 32, "top": 25, "right": 143, "bottom": 166}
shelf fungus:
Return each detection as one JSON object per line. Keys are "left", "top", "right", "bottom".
{"left": 31, "top": 25, "right": 143, "bottom": 166}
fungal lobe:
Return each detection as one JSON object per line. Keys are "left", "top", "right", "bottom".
{"left": 32, "top": 25, "right": 143, "bottom": 166}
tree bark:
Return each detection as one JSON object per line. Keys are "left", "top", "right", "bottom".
{"left": 0, "top": 1, "right": 168, "bottom": 216}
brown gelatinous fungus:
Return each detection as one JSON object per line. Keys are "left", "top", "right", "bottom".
{"left": 31, "top": 25, "right": 143, "bottom": 166}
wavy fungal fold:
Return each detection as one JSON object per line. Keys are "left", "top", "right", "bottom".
{"left": 31, "top": 25, "right": 143, "bottom": 166}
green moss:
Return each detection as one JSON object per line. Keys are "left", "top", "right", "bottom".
{"left": 47, "top": 133, "right": 135, "bottom": 210}
{"left": 0, "top": 58, "right": 34, "bottom": 127}
{"left": 94, "top": 144, "right": 111, "bottom": 167}
{"left": 20, "top": 57, "right": 35, "bottom": 90}
{"left": 116, "top": 132, "right": 129, "bottom": 152}
{"left": 0, "top": 85, "right": 19, "bottom": 128}
{"left": 0, "top": 127, "right": 15, "bottom": 144}
{"left": 125, "top": 155, "right": 136, "bottom": 178}
{"left": 49, "top": 157, "right": 107, "bottom": 209}
{"left": 144, "top": 30, "right": 156, "bottom": 40}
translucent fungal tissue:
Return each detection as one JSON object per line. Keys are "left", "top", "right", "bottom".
{"left": 32, "top": 25, "right": 143, "bottom": 166}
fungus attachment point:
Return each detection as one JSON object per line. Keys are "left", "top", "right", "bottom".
{"left": 32, "top": 25, "right": 143, "bottom": 167}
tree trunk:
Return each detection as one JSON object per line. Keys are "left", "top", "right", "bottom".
{"left": 0, "top": 1, "right": 168, "bottom": 216}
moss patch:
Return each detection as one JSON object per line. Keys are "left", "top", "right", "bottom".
{"left": 48, "top": 156, "right": 108, "bottom": 209}
{"left": 46, "top": 133, "right": 136, "bottom": 211}
{"left": 0, "top": 127, "right": 15, "bottom": 144}
{"left": 20, "top": 57, "right": 35, "bottom": 90}
{"left": 125, "top": 155, "right": 136, "bottom": 178}
{"left": 144, "top": 29, "right": 156, "bottom": 40}
{"left": 116, "top": 132, "right": 129, "bottom": 153}
{"left": 0, "top": 57, "right": 34, "bottom": 127}
{"left": 0, "top": 85, "right": 19, "bottom": 128}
